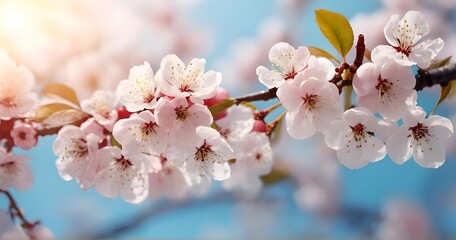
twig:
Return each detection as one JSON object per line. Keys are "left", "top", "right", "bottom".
{"left": 234, "top": 88, "right": 278, "bottom": 104}
{"left": 0, "top": 190, "right": 39, "bottom": 229}
{"left": 89, "top": 191, "right": 234, "bottom": 238}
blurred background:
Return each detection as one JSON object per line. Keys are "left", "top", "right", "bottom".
{"left": 1, "top": 0, "right": 456, "bottom": 238}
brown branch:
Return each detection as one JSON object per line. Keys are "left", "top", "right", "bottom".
{"left": 415, "top": 63, "right": 456, "bottom": 90}
{"left": 234, "top": 88, "right": 278, "bottom": 104}
{"left": 0, "top": 190, "right": 39, "bottom": 229}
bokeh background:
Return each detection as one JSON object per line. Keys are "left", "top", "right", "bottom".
{"left": 1, "top": 0, "right": 456, "bottom": 238}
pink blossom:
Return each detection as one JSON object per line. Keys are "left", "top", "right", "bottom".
{"left": 276, "top": 67, "right": 341, "bottom": 139}
{"left": 94, "top": 146, "right": 152, "bottom": 204}
{"left": 0, "top": 149, "right": 33, "bottom": 191}
{"left": 166, "top": 126, "right": 232, "bottom": 184}
{"left": 157, "top": 54, "right": 221, "bottom": 100}
{"left": 386, "top": 107, "right": 453, "bottom": 168}
{"left": 256, "top": 42, "right": 310, "bottom": 88}
{"left": 0, "top": 52, "right": 38, "bottom": 119}
{"left": 353, "top": 61, "right": 416, "bottom": 121}
{"left": 155, "top": 97, "right": 212, "bottom": 142}
{"left": 112, "top": 110, "right": 168, "bottom": 157}
{"left": 371, "top": 11, "right": 444, "bottom": 68}
{"left": 324, "top": 108, "right": 391, "bottom": 169}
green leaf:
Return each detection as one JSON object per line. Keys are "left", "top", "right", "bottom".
{"left": 427, "top": 56, "right": 452, "bottom": 71}
{"left": 315, "top": 9, "right": 354, "bottom": 59}
{"left": 34, "top": 103, "right": 75, "bottom": 122}
{"left": 431, "top": 81, "right": 455, "bottom": 115}
{"left": 42, "top": 83, "right": 81, "bottom": 108}
{"left": 308, "top": 46, "right": 341, "bottom": 64}
{"left": 208, "top": 98, "right": 235, "bottom": 118}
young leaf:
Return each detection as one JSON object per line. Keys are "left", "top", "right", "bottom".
{"left": 208, "top": 98, "right": 235, "bottom": 118}
{"left": 34, "top": 103, "right": 75, "bottom": 122}
{"left": 308, "top": 46, "right": 341, "bottom": 64}
{"left": 42, "top": 109, "right": 90, "bottom": 128}
{"left": 427, "top": 56, "right": 452, "bottom": 71}
{"left": 315, "top": 9, "right": 354, "bottom": 59}
{"left": 431, "top": 81, "right": 456, "bottom": 115}
{"left": 42, "top": 83, "right": 81, "bottom": 108}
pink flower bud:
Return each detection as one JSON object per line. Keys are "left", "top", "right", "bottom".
{"left": 252, "top": 120, "right": 267, "bottom": 132}
{"left": 204, "top": 88, "right": 230, "bottom": 120}
{"left": 10, "top": 123, "right": 37, "bottom": 150}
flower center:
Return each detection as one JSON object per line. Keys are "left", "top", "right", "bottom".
{"left": 283, "top": 70, "right": 298, "bottom": 80}
{"left": 394, "top": 39, "right": 412, "bottom": 56}
{"left": 141, "top": 121, "right": 157, "bottom": 135}
{"left": 114, "top": 156, "right": 133, "bottom": 171}
{"left": 179, "top": 84, "right": 193, "bottom": 93}
{"left": 302, "top": 94, "right": 319, "bottom": 110}
{"left": 68, "top": 138, "right": 88, "bottom": 158}
{"left": 175, "top": 106, "right": 189, "bottom": 120}
{"left": 350, "top": 123, "right": 366, "bottom": 142}
{"left": 375, "top": 76, "right": 395, "bottom": 103}
{"left": 408, "top": 123, "right": 430, "bottom": 141}
{"left": 0, "top": 96, "right": 16, "bottom": 108}
{"left": 0, "top": 162, "right": 18, "bottom": 175}
{"left": 194, "top": 140, "right": 214, "bottom": 162}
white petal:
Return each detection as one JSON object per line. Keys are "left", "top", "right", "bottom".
{"left": 324, "top": 119, "right": 350, "bottom": 150}
{"left": 268, "top": 42, "right": 295, "bottom": 73}
{"left": 426, "top": 115, "right": 453, "bottom": 139}
{"left": 211, "top": 163, "right": 230, "bottom": 181}
{"left": 353, "top": 62, "right": 379, "bottom": 96}
{"left": 413, "top": 138, "right": 445, "bottom": 168}
{"left": 256, "top": 65, "right": 285, "bottom": 89}
{"left": 362, "top": 136, "right": 386, "bottom": 162}
{"left": 386, "top": 127, "right": 413, "bottom": 164}
{"left": 410, "top": 38, "right": 444, "bottom": 68}
{"left": 384, "top": 14, "right": 401, "bottom": 46}
{"left": 292, "top": 46, "right": 310, "bottom": 72}
{"left": 336, "top": 140, "right": 367, "bottom": 169}
{"left": 285, "top": 110, "right": 316, "bottom": 139}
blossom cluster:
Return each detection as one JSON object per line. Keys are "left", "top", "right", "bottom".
{"left": 0, "top": 10, "right": 454, "bottom": 209}
{"left": 52, "top": 55, "right": 274, "bottom": 203}
{"left": 257, "top": 10, "right": 453, "bottom": 169}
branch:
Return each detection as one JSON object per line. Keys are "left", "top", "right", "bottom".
{"left": 89, "top": 191, "right": 234, "bottom": 238}
{"left": 0, "top": 190, "right": 39, "bottom": 229}
{"left": 415, "top": 63, "right": 456, "bottom": 90}
{"left": 234, "top": 88, "right": 278, "bottom": 104}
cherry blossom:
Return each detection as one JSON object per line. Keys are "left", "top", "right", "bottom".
{"left": 81, "top": 90, "right": 119, "bottom": 131}
{"left": 0, "top": 149, "right": 33, "bottom": 191}
{"left": 371, "top": 11, "right": 444, "bottom": 68}
{"left": 93, "top": 146, "right": 152, "bottom": 204}
{"left": 157, "top": 54, "right": 221, "bottom": 100}
{"left": 10, "top": 123, "right": 38, "bottom": 150}
{"left": 117, "top": 62, "right": 157, "bottom": 112}
{"left": 112, "top": 110, "right": 168, "bottom": 157}
{"left": 166, "top": 126, "right": 232, "bottom": 183}
{"left": 377, "top": 199, "right": 434, "bottom": 240}
{"left": 148, "top": 157, "right": 193, "bottom": 200}
{"left": 216, "top": 105, "right": 255, "bottom": 142}
{"left": 155, "top": 97, "right": 213, "bottom": 141}
{"left": 353, "top": 61, "right": 416, "bottom": 121}
{"left": 223, "top": 132, "right": 273, "bottom": 195}
{"left": 386, "top": 107, "right": 453, "bottom": 168}
{"left": 53, "top": 125, "right": 93, "bottom": 181}
{"left": 324, "top": 108, "right": 391, "bottom": 169}
{"left": 256, "top": 42, "right": 310, "bottom": 88}
{"left": 0, "top": 52, "right": 38, "bottom": 119}
{"left": 276, "top": 67, "right": 341, "bottom": 139}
